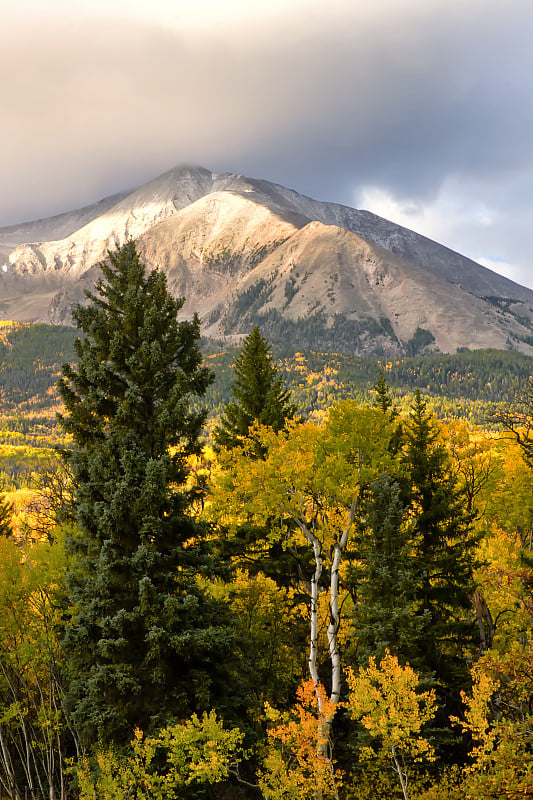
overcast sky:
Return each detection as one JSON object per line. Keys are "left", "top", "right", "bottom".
{"left": 3, "top": 0, "right": 533, "bottom": 288}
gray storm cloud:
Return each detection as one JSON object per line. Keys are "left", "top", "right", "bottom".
{"left": 2, "top": 1, "right": 533, "bottom": 286}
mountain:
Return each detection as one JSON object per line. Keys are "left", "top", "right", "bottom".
{"left": 2, "top": 165, "right": 533, "bottom": 357}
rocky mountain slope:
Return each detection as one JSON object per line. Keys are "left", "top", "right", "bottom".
{"left": 2, "top": 165, "right": 533, "bottom": 357}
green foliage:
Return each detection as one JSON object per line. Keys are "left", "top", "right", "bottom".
{"left": 0, "top": 413, "right": 69, "bottom": 450}
{"left": 213, "top": 403, "right": 397, "bottom": 532}
{"left": 211, "top": 328, "right": 302, "bottom": 598}
{"left": 405, "top": 327, "right": 436, "bottom": 357}
{"left": 58, "top": 241, "right": 234, "bottom": 747}
{"left": 233, "top": 309, "right": 397, "bottom": 355}
{"left": 213, "top": 326, "right": 297, "bottom": 454}
{"left": 0, "top": 444, "right": 58, "bottom": 490}
{"left": 212, "top": 402, "right": 400, "bottom": 785}
{"left": 222, "top": 280, "right": 271, "bottom": 329}
{"left": 0, "top": 322, "right": 76, "bottom": 409}
{"left": 373, "top": 368, "right": 396, "bottom": 416}
{"left": 399, "top": 391, "right": 480, "bottom": 748}
{"left": 3, "top": 302, "right": 533, "bottom": 796}
{"left": 2, "top": 329, "right": 533, "bottom": 447}
{"left": 349, "top": 473, "right": 422, "bottom": 666}
{"left": 345, "top": 391, "right": 480, "bottom": 768}
{"left": 199, "top": 347, "right": 533, "bottom": 431}
{"left": 225, "top": 570, "right": 308, "bottom": 712}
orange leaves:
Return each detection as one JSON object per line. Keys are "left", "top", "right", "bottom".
{"left": 261, "top": 679, "right": 341, "bottom": 800}
{"left": 267, "top": 679, "right": 336, "bottom": 759}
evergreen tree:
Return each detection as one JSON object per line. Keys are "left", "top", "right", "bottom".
{"left": 350, "top": 473, "right": 423, "bottom": 667}
{"left": 373, "top": 367, "right": 402, "bottom": 454}
{"left": 400, "top": 390, "right": 479, "bottom": 743}
{"left": 213, "top": 326, "right": 296, "bottom": 454}
{"left": 58, "top": 241, "right": 234, "bottom": 747}
{"left": 0, "top": 492, "right": 13, "bottom": 537}
{"left": 373, "top": 367, "right": 397, "bottom": 417}
{"left": 347, "top": 394, "right": 478, "bottom": 764}
{"left": 213, "top": 327, "right": 302, "bottom": 588}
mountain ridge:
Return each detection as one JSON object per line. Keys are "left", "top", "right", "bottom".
{"left": 1, "top": 164, "right": 533, "bottom": 357}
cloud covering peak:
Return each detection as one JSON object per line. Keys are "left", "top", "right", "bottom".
{"left": 3, "top": 0, "right": 533, "bottom": 287}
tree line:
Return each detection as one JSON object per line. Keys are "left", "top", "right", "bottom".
{"left": 2, "top": 320, "right": 533, "bottom": 422}
{"left": 1, "top": 241, "right": 533, "bottom": 799}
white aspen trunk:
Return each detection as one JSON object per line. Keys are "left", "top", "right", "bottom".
{"left": 294, "top": 519, "right": 327, "bottom": 800}
{"left": 0, "top": 727, "right": 20, "bottom": 800}
{"left": 293, "top": 496, "right": 358, "bottom": 800}
{"left": 391, "top": 744, "right": 409, "bottom": 800}
{"left": 327, "top": 496, "right": 358, "bottom": 711}
{"left": 51, "top": 687, "right": 66, "bottom": 800}
{"left": 308, "top": 533, "right": 323, "bottom": 687}
{"left": 0, "top": 666, "right": 35, "bottom": 796}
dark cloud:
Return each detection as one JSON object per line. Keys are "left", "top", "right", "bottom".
{"left": 2, "top": 1, "right": 533, "bottom": 286}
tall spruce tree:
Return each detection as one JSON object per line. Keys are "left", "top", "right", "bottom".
{"left": 346, "top": 393, "right": 478, "bottom": 764}
{"left": 350, "top": 473, "right": 423, "bottom": 667}
{"left": 58, "top": 241, "right": 233, "bottom": 747}
{"left": 213, "top": 326, "right": 296, "bottom": 454}
{"left": 348, "top": 380, "right": 417, "bottom": 664}
{"left": 400, "top": 391, "right": 479, "bottom": 746}
{"left": 372, "top": 367, "right": 402, "bottom": 454}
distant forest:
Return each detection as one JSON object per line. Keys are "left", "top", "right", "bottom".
{"left": 1, "top": 322, "right": 532, "bottom": 422}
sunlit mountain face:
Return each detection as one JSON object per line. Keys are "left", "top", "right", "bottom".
{"left": 2, "top": 165, "right": 533, "bottom": 357}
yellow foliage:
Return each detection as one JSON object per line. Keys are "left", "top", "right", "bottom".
{"left": 346, "top": 651, "right": 436, "bottom": 764}
{"left": 226, "top": 569, "right": 308, "bottom": 708}
{"left": 453, "top": 649, "right": 533, "bottom": 799}
{"left": 450, "top": 668, "right": 498, "bottom": 772}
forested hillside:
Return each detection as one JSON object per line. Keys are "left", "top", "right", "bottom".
{"left": 0, "top": 322, "right": 76, "bottom": 408}
{"left": 201, "top": 346, "right": 533, "bottom": 425}
{"left": 1, "top": 320, "right": 531, "bottom": 491}
{"left": 1, "top": 319, "right": 532, "bottom": 423}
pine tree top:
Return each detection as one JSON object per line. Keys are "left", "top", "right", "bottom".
{"left": 213, "top": 326, "right": 297, "bottom": 454}
{"left": 373, "top": 367, "right": 396, "bottom": 416}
